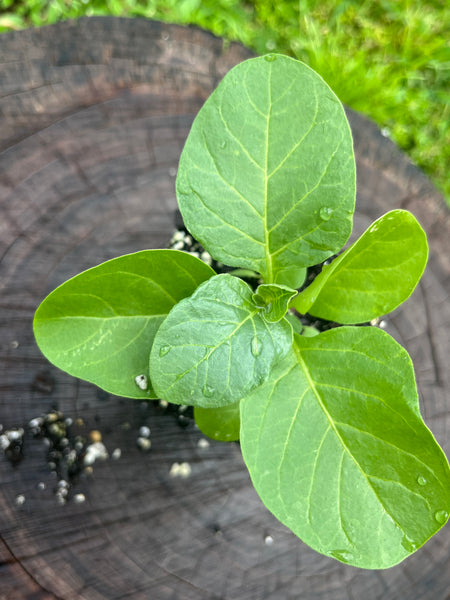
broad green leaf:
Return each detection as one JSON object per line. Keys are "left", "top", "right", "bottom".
{"left": 240, "top": 327, "right": 450, "bottom": 569}
{"left": 149, "top": 274, "right": 293, "bottom": 408}
{"left": 293, "top": 210, "right": 428, "bottom": 323}
{"left": 285, "top": 310, "right": 304, "bottom": 335}
{"left": 302, "top": 325, "right": 321, "bottom": 337}
{"left": 194, "top": 402, "right": 241, "bottom": 442}
{"left": 273, "top": 265, "right": 307, "bottom": 289}
{"left": 33, "top": 250, "right": 215, "bottom": 399}
{"left": 177, "top": 55, "right": 356, "bottom": 283}
{"left": 252, "top": 283, "right": 297, "bottom": 322}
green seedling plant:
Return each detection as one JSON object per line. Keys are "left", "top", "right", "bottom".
{"left": 33, "top": 55, "right": 449, "bottom": 569}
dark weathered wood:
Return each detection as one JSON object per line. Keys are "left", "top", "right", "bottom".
{"left": 0, "top": 16, "right": 448, "bottom": 600}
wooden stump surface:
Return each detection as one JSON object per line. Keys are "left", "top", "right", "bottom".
{"left": 0, "top": 17, "right": 449, "bottom": 600}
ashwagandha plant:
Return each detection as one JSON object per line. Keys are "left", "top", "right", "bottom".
{"left": 33, "top": 54, "right": 450, "bottom": 569}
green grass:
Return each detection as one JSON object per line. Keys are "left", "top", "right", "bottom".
{"left": 1, "top": 0, "right": 449, "bottom": 202}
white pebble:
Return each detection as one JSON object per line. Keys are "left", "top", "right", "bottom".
{"left": 184, "top": 235, "right": 193, "bottom": 246}
{"left": 379, "top": 320, "right": 387, "bottom": 329}
{"left": 65, "top": 417, "right": 73, "bottom": 427}
{"left": 37, "top": 482, "right": 46, "bottom": 491}
{"left": 171, "top": 231, "right": 184, "bottom": 243}
{"left": 172, "top": 240, "right": 184, "bottom": 250}
{"left": 15, "top": 494, "right": 26, "bottom": 506}
{"left": 7, "top": 429, "right": 23, "bottom": 441}
{"left": 111, "top": 448, "right": 122, "bottom": 460}
{"left": 178, "top": 405, "right": 188, "bottom": 413}
{"left": 200, "top": 251, "right": 212, "bottom": 265}
{"left": 134, "top": 374, "right": 148, "bottom": 391}
{"left": 83, "top": 442, "right": 108, "bottom": 466}
{"left": 29, "top": 417, "right": 43, "bottom": 429}
{"left": 136, "top": 437, "right": 151, "bottom": 451}
{"left": 169, "top": 462, "right": 180, "bottom": 477}
{"left": 74, "top": 493, "right": 86, "bottom": 504}
{"left": 189, "top": 251, "right": 200, "bottom": 259}
{"left": 197, "top": 438, "right": 210, "bottom": 449}
{"left": 0, "top": 435, "right": 9, "bottom": 450}
{"left": 264, "top": 535, "right": 274, "bottom": 546}
{"left": 139, "top": 426, "right": 151, "bottom": 438}
{"left": 170, "top": 462, "right": 191, "bottom": 478}
{"left": 179, "top": 462, "right": 191, "bottom": 478}
{"left": 159, "top": 400, "right": 168, "bottom": 409}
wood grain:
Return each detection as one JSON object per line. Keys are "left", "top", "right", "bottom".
{"left": 0, "top": 17, "right": 449, "bottom": 600}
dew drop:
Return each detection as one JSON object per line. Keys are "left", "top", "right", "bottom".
{"left": 401, "top": 535, "right": 417, "bottom": 552}
{"left": 251, "top": 338, "right": 263, "bottom": 357}
{"left": 417, "top": 475, "right": 427, "bottom": 486}
{"left": 319, "top": 206, "right": 333, "bottom": 221}
{"left": 220, "top": 141, "right": 227, "bottom": 149}
{"left": 330, "top": 549, "right": 354, "bottom": 563}
{"left": 434, "top": 510, "right": 448, "bottom": 524}
{"left": 159, "top": 345, "right": 171, "bottom": 357}
{"left": 202, "top": 385, "right": 214, "bottom": 398}
{"left": 264, "top": 54, "right": 277, "bottom": 62}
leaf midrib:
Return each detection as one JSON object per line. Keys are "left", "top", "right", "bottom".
{"left": 263, "top": 65, "right": 273, "bottom": 282}
{"left": 293, "top": 343, "right": 407, "bottom": 536}
{"left": 37, "top": 314, "right": 166, "bottom": 321}
{"left": 160, "top": 306, "right": 260, "bottom": 396}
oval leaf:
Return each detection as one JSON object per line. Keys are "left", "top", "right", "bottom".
{"left": 150, "top": 274, "right": 293, "bottom": 408}
{"left": 33, "top": 250, "right": 215, "bottom": 399}
{"left": 240, "top": 327, "right": 450, "bottom": 569}
{"left": 293, "top": 210, "right": 428, "bottom": 323}
{"left": 177, "top": 55, "right": 356, "bottom": 282}
{"left": 194, "top": 402, "right": 241, "bottom": 442}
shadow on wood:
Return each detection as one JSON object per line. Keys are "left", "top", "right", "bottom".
{"left": 0, "top": 16, "right": 449, "bottom": 600}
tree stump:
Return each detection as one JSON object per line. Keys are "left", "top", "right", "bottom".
{"left": 0, "top": 17, "right": 448, "bottom": 600}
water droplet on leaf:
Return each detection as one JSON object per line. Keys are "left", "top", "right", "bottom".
{"left": 319, "top": 206, "right": 333, "bottom": 221}
{"left": 417, "top": 475, "right": 427, "bottom": 486}
{"left": 330, "top": 549, "right": 354, "bottom": 563}
{"left": 264, "top": 54, "right": 277, "bottom": 62}
{"left": 202, "top": 385, "right": 214, "bottom": 398}
{"left": 434, "top": 510, "right": 448, "bottom": 524}
{"left": 251, "top": 338, "right": 263, "bottom": 357}
{"left": 159, "top": 345, "right": 171, "bottom": 357}
{"left": 401, "top": 535, "right": 417, "bottom": 552}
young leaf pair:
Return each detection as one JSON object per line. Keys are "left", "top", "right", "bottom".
{"left": 33, "top": 55, "right": 450, "bottom": 569}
